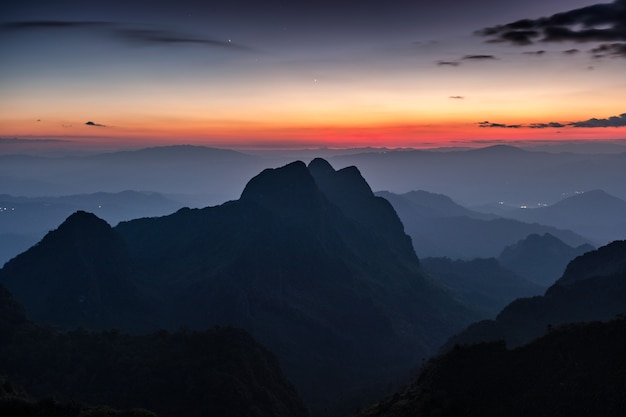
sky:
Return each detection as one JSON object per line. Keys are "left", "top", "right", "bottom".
{"left": 1, "top": 0, "right": 625, "bottom": 150}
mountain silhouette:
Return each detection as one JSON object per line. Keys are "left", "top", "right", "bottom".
{"left": 357, "top": 317, "right": 626, "bottom": 417}
{"left": 0, "top": 211, "right": 151, "bottom": 331}
{"left": 498, "top": 233, "right": 594, "bottom": 286}
{"left": 0, "top": 159, "right": 480, "bottom": 414}
{"left": 446, "top": 239, "right": 626, "bottom": 349}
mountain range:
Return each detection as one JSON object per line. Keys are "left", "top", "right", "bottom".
{"left": 484, "top": 189, "right": 626, "bottom": 245}
{"left": 378, "top": 190, "right": 591, "bottom": 259}
{"left": 0, "top": 158, "right": 480, "bottom": 415}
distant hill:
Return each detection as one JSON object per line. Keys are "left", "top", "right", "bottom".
{"left": 379, "top": 190, "right": 591, "bottom": 259}
{"left": 0, "top": 190, "right": 185, "bottom": 267}
{"left": 446, "top": 240, "right": 626, "bottom": 349}
{"left": 356, "top": 317, "right": 626, "bottom": 417}
{"left": 421, "top": 257, "right": 543, "bottom": 316}
{"left": 0, "top": 158, "right": 480, "bottom": 415}
{"left": 499, "top": 233, "right": 594, "bottom": 286}
{"left": 0, "top": 284, "right": 308, "bottom": 417}
{"left": 489, "top": 189, "right": 626, "bottom": 245}
{"left": 0, "top": 211, "right": 154, "bottom": 331}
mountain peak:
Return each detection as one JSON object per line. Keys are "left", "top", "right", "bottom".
{"left": 239, "top": 160, "right": 324, "bottom": 212}
{"left": 307, "top": 157, "right": 335, "bottom": 176}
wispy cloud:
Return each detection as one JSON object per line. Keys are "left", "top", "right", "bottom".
{"left": 437, "top": 60, "right": 460, "bottom": 66}
{"left": 478, "top": 121, "right": 521, "bottom": 128}
{"left": 0, "top": 20, "right": 253, "bottom": 52}
{"left": 116, "top": 28, "right": 252, "bottom": 51}
{"left": 478, "top": 112, "right": 626, "bottom": 129}
{"left": 449, "top": 96, "right": 464, "bottom": 99}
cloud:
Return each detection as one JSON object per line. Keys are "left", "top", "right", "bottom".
{"left": 449, "top": 96, "right": 464, "bottom": 99}
{"left": 563, "top": 48, "right": 581, "bottom": 55}
{"left": 478, "top": 121, "right": 521, "bottom": 128}
{"left": 116, "top": 29, "right": 252, "bottom": 51}
{"left": 462, "top": 54, "right": 497, "bottom": 60}
{"left": 437, "top": 60, "right": 460, "bottom": 66}
{"left": 477, "top": 0, "right": 626, "bottom": 46}
{"left": 523, "top": 50, "right": 546, "bottom": 56}
{"left": 528, "top": 122, "right": 566, "bottom": 128}
{"left": 570, "top": 113, "right": 626, "bottom": 127}
{"left": 477, "top": 112, "right": 626, "bottom": 129}
{"left": 591, "top": 43, "right": 626, "bottom": 58}
{"left": 85, "top": 121, "right": 106, "bottom": 127}
{"left": 0, "top": 20, "right": 252, "bottom": 51}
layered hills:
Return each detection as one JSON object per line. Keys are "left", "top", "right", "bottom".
{"left": 447, "top": 239, "right": 626, "bottom": 348}
{"left": 379, "top": 190, "right": 590, "bottom": 259}
{"left": 357, "top": 239, "right": 626, "bottom": 417}
{"left": 0, "top": 158, "right": 479, "bottom": 414}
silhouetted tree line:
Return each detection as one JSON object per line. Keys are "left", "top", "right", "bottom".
{"left": 356, "top": 317, "right": 626, "bottom": 417}
{"left": 0, "top": 285, "right": 308, "bottom": 417}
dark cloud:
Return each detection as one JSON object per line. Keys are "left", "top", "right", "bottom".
{"left": 85, "top": 121, "right": 106, "bottom": 127}
{"left": 0, "top": 20, "right": 252, "bottom": 51}
{"left": 477, "top": 112, "right": 626, "bottom": 129}
{"left": 437, "top": 60, "right": 460, "bottom": 66}
{"left": 462, "top": 55, "right": 497, "bottom": 60}
{"left": 477, "top": 0, "right": 626, "bottom": 46}
{"left": 591, "top": 43, "right": 626, "bottom": 58}
{"left": 570, "top": 113, "right": 626, "bottom": 127}
{"left": 478, "top": 121, "right": 521, "bottom": 128}
{"left": 529, "top": 122, "right": 566, "bottom": 128}
{"left": 563, "top": 48, "right": 580, "bottom": 55}
{"left": 523, "top": 50, "right": 546, "bottom": 56}
{"left": 449, "top": 96, "right": 464, "bottom": 99}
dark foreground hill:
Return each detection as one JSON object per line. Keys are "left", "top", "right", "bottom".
{"left": 0, "top": 158, "right": 479, "bottom": 414}
{"left": 356, "top": 317, "right": 626, "bottom": 417}
{"left": 0, "top": 284, "right": 308, "bottom": 417}
{"left": 447, "top": 239, "right": 626, "bottom": 349}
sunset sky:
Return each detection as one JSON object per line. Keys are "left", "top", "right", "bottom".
{"left": 1, "top": 0, "right": 625, "bottom": 150}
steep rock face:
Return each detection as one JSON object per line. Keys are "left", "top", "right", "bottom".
{"left": 114, "top": 159, "right": 479, "bottom": 410}
{"left": 446, "top": 240, "right": 626, "bottom": 349}
{"left": 498, "top": 233, "right": 594, "bottom": 286}
{"left": 0, "top": 211, "right": 149, "bottom": 330}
